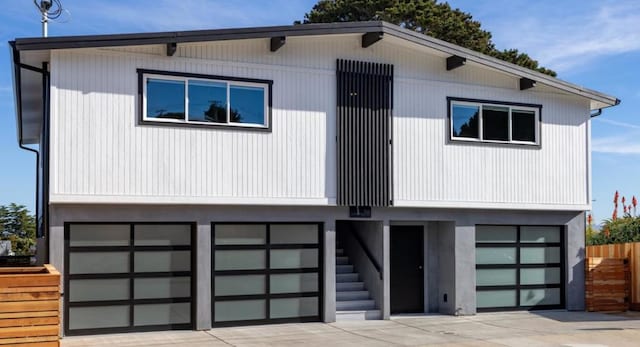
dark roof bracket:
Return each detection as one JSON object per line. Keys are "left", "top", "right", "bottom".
{"left": 270, "top": 36, "right": 286, "bottom": 52}
{"left": 166, "top": 42, "right": 177, "bottom": 56}
{"left": 446, "top": 55, "right": 466, "bottom": 71}
{"left": 362, "top": 31, "right": 383, "bottom": 48}
{"left": 520, "top": 77, "right": 536, "bottom": 90}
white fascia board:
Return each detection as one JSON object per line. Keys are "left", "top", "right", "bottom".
{"left": 394, "top": 199, "right": 591, "bottom": 212}
{"left": 50, "top": 194, "right": 337, "bottom": 206}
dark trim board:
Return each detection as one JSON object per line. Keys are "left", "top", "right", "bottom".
{"left": 63, "top": 222, "right": 197, "bottom": 336}
{"left": 136, "top": 69, "right": 273, "bottom": 132}
{"left": 211, "top": 222, "right": 324, "bottom": 327}
{"left": 446, "top": 96, "right": 543, "bottom": 148}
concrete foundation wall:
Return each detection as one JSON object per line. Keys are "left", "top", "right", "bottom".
{"left": 566, "top": 211, "right": 586, "bottom": 311}
{"left": 49, "top": 203, "right": 586, "bottom": 331}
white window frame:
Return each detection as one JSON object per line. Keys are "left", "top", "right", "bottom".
{"left": 142, "top": 73, "right": 270, "bottom": 129}
{"left": 450, "top": 100, "right": 540, "bottom": 145}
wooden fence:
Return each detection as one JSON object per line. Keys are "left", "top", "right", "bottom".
{"left": 585, "top": 257, "right": 630, "bottom": 311}
{"left": 0, "top": 264, "right": 60, "bottom": 347}
{"left": 587, "top": 242, "right": 640, "bottom": 310}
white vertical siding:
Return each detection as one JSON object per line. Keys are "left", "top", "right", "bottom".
{"left": 392, "top": 79, "right": 589, "bottom": 207}
{"left": 50, "top": 48, "right": 335, "bottom": 204}
{"left": 50, "top": 35, "right": 590, "bottom": 208}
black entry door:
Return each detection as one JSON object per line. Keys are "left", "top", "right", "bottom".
{"left": 390, "top": 226, "right": 424, "bottom": 314}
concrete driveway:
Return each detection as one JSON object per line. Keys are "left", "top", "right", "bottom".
{"left": 61, "top": 311, "right": 640, "bottom": 347}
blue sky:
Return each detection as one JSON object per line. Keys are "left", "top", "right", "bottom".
{"left": 1, "top": 0, "right": 638, "bottom": 225}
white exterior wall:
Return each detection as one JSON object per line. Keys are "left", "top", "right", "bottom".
{"left": 49, "top": 34, "right": 590, "bottom": 209}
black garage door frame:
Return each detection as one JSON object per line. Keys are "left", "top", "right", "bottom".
{"left": 212, "top": 222, "right": 324, "bottom": 327}
{"left": 475, "top": 224, "right": 566, "bottom": 312}
{"left": 64, "top": 222, "right": 196, "bottom": 336}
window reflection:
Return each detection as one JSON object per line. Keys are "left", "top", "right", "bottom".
{"left": 452, "top": 104, "right": 479, "bottom": 138}
{"left": 188, "top": 80, "right": 227, "bottom": 123}
{"left": 230, "top": 85, "right": 265, "bottom": 125}
{"left": 146, "top": 79, "right": 185, "bottom": 120}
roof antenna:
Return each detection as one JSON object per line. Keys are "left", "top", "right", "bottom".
{"left": 34, "top": 0, "right": 64, "bottom": 37}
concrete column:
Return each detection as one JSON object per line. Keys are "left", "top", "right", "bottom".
{"left": 437, "top": 221, "right": 455, "bottom": 315}
{"left": 382, "top": 219, "right": 390, "bottom": 319}
{"left": 454, "top": 224, "right": 476, "bottom": 315}
{"left": 48, "top": 207, "right": 65, "bottom": 292}
{"left": 566, "top": 212, "right": 586, "bottom": 310}
{"left": 196, "top": 222, "right": 212, "bottom": 330}
{"left": 323, "top": 220, "right": 336, "bottom": 322}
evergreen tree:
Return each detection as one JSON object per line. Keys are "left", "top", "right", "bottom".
{"left": 300, "top": 0, "right": 556, "bottom": 76}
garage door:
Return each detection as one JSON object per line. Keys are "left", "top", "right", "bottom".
{"left": 212, "top": 223, "right": 323, "bottom": 326}
{"left": 475, "top": 225, "right": 564, "bottom": 311}
{"left": 64, "top": 223, "right": 194, "bottom": 335}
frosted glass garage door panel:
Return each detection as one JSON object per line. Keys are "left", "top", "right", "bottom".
{"left": 520, "top": 268, "right": 561, "bottom": 285}
{"left": 270, "top": 225, "right": 318, "bottom": 244}
{"left": 476, "top": 269, "right": 517, "bottom": 286}
{"left": 476, "top": 248, "right": 516, "bottom": 264}
{"left": 475, "top": 226, "right": 517, "bottom": 243}
{"left": 520, "top": 247, "right": 560, "bottom": 264}
{"left": 69, "top": 279, "right": 129, "bottom": 302}
{"left": 215, "top": 250, "right": 266, "bottom": 270}
{"left": 69, "top": 252, "right": 129, "bottom": 274}
{"left": 134, "top": 277, "right": 191, "bottom": 299}
{"left": 215, "top": 225, "right": 266, "bottom": 245}
{"left": 476, "top": 290, "right": 517, "bottom": 308}
{"left": 134, "top": 251, "right": 191, "bottom": 272}
{"left": 134, "top": 303, "right": 191, "bottom": 326}
{"left": 520, "top": 226, "right": 561, "bottom": 243}
{"left": 520, "top": 288, "right": 561, "bottom": 306}
{"left": 68, "top": 306, "right": 129, "bottom": 330}
{"left": 69, "top": 224, "right": 130, "bottom": 247}
{"left": 214, "top": 300, "right": 266, "bottom": 322}
{"left": 270, "top": 249, "right": 318, "bottom": 269}
{"left": 215, "top": 275, "right": 265, "bottom": 296}
{"left": 270, "top": 297, "right": 318, "bottom": 319}
{"left": 134, "top": 224, "right": 191, "bottom": 246}
{"left": 270, "top": 273, "right": 318, "bottom": 294}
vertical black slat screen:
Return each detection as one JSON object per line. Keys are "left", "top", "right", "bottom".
{"left": 336, "top": 59, "right": 393, "bottom": 207}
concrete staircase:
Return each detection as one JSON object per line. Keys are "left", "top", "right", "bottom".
{"left": 335, "top": 245, "right": 381, "bottom": 320}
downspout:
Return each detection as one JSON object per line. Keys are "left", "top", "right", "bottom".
{"left": 10, "top": 42, "right": 50, "bottom": 262}
{"left": 11, "top": 42, "right": 40, "bottom": 237}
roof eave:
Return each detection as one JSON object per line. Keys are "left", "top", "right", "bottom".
{"left": 9, "top": 41, "right": 23, "bottom": 146}
{"left": 12, "top": 20, "right": 619, "bottom": 109}
{"left": 379, "top": 22, "right": 619, "bottom": 109}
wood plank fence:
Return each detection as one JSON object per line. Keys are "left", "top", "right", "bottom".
{"left": 587, "top": 242, "right": 640, "bottom": 311}
{"left": 585, "top": 257, "right": 630, "bottom": 311}
{"left": 0, "top": 264, "right": 60, "bottom": 347}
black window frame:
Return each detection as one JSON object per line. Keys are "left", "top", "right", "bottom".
{"left": 447, "top": 97, "right": 542, "bottom": 146}
{"left": 137, "top": 68, "right": 273, "bottom": 132}
{"left": 475, "top": 224, "right": 565, "bottom": 312}
{"left": 211, "top": 222, "right": 324, "bottom": 327}
{"left": 63, "top": 222, "right": 197, "bottom": 336}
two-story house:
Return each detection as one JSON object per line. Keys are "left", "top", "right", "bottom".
{"left": 10, "top": 21, "right": 619, "bottom": 336}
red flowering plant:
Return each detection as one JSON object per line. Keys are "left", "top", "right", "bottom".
{"left": 588, "top": 191, "right": 640, "bottom": 245}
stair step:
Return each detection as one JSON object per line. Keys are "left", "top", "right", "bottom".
{"left": 336, "top": 265, "right": 354, "bottom": 274}
{"left": 336, "top": 282, "right": 365, "bottom": 291}
{"left": 336, "top": 248, "right": 344, "bottom": 256}
{"left": 336, "top": 273, "right": 359, "bottom": 283}
{"left": 336, "top": 256, "right": 349, "bottom": 265}
{"left": 336, "top": 310, "right": 382, "bottom": 321}
{"left": 337, "top": 290, "right": 370, "bottom": 301}
{"left": 336, "top": 300, "right": 376, "bottom": 311}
